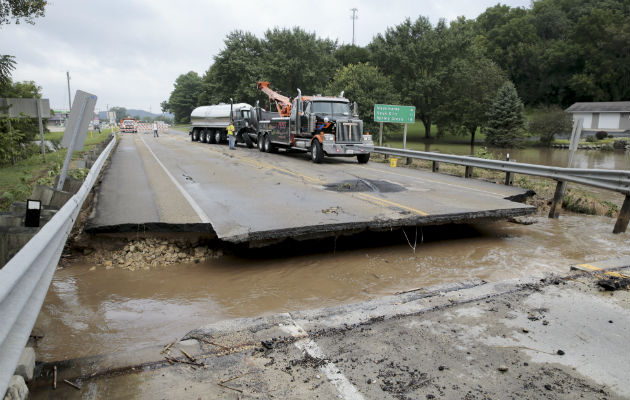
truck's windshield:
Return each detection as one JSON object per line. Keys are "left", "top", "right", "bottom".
{"left": 312, "top": 101, "right": 351, "bottom": 117}
{"left": 241, "top": 110, "right": 250, "bottom": 119}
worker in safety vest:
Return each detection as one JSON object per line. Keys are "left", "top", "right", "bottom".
{"left": 227, "top": 121, "right": 235, "bottom": 150}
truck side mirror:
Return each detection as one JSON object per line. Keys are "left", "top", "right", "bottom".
{"left": 353, "top": 102, "right": 358, "bottom": 117}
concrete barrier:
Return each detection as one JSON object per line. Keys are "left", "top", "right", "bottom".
{"left": 0, "top": 227, "right": 40, "bottom": 267}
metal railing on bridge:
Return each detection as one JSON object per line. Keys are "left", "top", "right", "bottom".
{"left": 372, "top": 146, "right": 630, "bottom": 233}
{"left": 0, "top": 135, "right": 117, "bottom": 396}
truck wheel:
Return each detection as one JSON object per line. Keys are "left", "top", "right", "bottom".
{"left": 214, "top": 131, "right": 222, "bottom": 144}
{"left": 244, "top": 133, "right": 254, "bottom": 148}
{"left": 357, "top": 153, "right": 370, "bottom": 164}
{"left": 258, "top": 134, "right": 264, "bottom": 152}
{"left": 263, "top": 134, "right": 271, "bottom": 152}
{"left": 311, "top": 140, "right": 323, "bottom": 163}
{"left": 191, "top": 130, "right": 196, "bottom": 141}
{"left": 193, "top": 129, "right": 200, "bottom": 141}
{"left": 206, "top": 130, "right": 214, "bottom": 144}
{"left": 266, "top": 135, "right": 278, "bottom": 153}
{"left": 200, "top": 130, "right": 206, "bottom": 143}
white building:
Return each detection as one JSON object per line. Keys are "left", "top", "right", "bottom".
{"left": 565, "top": 102, "right": 630, "bottom": 133}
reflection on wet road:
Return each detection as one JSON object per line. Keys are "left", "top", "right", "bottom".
{"left": 35, "top": 214, "right": 629, "bottom": 361}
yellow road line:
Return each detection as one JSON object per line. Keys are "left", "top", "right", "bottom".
{"left": 575, "top": 263, "right": 629, "bottom": 279}
{"left": 356, "top": 193, "right": 429, "bottom": 216}
{"left": 168, "top": 134, "right": 429, "bottom": 215}
{"left": 167, "top": 134, "right": 325, "bottom": 184}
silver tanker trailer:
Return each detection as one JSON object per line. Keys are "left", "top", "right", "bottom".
{"left": 189, "top": 102, "right": 258, "bottom": 147}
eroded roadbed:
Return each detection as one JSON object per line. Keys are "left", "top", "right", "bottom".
{"left": 31, "top": 258, "right": 630, "bottom": 399}
{"left": 85, "top": 133, "right": 535, "bottom": 246}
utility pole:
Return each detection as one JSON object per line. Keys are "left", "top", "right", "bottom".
{"left": 350, "top": 8, "right": 358, "bottom": 46}
{"left": 66, "top": 71, "right": 72, "bottom": 110}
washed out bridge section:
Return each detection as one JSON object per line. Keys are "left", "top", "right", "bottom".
{"left": 86, "top": 133, "right": 535, "bottom": 245}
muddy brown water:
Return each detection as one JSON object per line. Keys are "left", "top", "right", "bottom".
{"left": 35, "top": 214, "right": 629, "bottom": 361}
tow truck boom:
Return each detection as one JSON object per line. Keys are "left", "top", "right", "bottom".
{"left": 257, "top": 81, "right": 292, "bottom": 117}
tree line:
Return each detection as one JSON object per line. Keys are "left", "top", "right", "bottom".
{"left": 172, "top": 0, "right": 630, "bottom": 145}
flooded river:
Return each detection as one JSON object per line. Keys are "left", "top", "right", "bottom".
{"left": 396, "top": 142, "right": 629, "bottom": 170}
{"left": 35, "top": 214, "right": 628, "bottom": 361}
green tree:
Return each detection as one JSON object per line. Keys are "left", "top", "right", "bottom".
{"left": 0, "top": 79, "right": 41, "bottom": 98}
{"left": 0, "top": 80, "right": 43, "bottom": 165}
{"left": 326, "top": 62, "right": 399, "bottom": 133}
{"left": 369, "top": 16, "right": 469, "bottom": 138}
{"left": 528, "top": 106, "right": 572, "bottom": 147}
{"left": 435, "top": 55, "right": 507, "bottom": 146}
{"left": 199, "top": 31, "right": 264, "bottom": 106}
{"left": 484, "top": 82, "right": 525, "bottom": 148}
{"left": 0, "top": 55, "right": 15, "bottom": 86}
{"left": 334, "top": 44, "right": 370, "bottom": 66}
{"left": 474, "top": 0, "right": 630, "bottom": 105}
{"left": 0, "top": 0, "right": 47, "bottom": 25}
{"left": 261, "top": 27, "right": 339, "bottom": 97}
{"left": 165, "top": 71, "right": 202, "bottom": 123}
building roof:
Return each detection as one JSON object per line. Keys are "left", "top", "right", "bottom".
{"left": 565, "top": 101, "right": 630, "bottom": 113}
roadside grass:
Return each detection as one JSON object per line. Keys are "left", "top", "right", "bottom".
{"left": 370, "top": 153, "right": 621, "bottom": 219}
{"left": 172, "top": 124, "right": 190, "bottom": 133}
{"left": 554, "top": 137, "right": 628, "bottom": 145}
{"left": 0, "top": 128, "right": 113, "bottom": 211}
{"left": 382, "top": 122, "right": 486, "bottom": 144}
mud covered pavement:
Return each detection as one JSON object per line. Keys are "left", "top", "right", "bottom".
{"left": 31, "top": 259, "right": 630, "bottom": 399}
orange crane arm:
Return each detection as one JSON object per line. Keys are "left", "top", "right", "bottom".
{"left": 257, "top": 81, "right": 292, "bottom": 117}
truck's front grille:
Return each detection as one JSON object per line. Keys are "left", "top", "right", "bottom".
{"left": 337, "top": 121, "right": 362, "bottom": 143}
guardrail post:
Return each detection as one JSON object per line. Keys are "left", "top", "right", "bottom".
{"left": 505, "top": 171, "right": 514, "bottom": 185}
{"left": 406, "top": 157, "right": 412, "bottom": 165}
{"left": 465, "top": 166, "right": 473, "bottom": 178}
{"left": 504, "top": 154, "right": 513, "bottom": 185}
{"left": 613, "top": 194, "right": 630, "bottom": 234}
{"left": 432, "top": 161, "right": 439, "bottom": 172}
{"left": 548, "top": 181, "right": 566, "bottom": 218}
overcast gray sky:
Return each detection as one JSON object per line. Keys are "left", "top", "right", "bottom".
{"left": 1, "top": 0, "right": 531, "bottom": 113}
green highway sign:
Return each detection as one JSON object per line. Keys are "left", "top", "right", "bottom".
{"left": 374, "top": 104, "right": 416, "bottom": 124}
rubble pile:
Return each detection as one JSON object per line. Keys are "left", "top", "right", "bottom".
{"left": 78, "top": 238, "right": 221, "bottom": 270}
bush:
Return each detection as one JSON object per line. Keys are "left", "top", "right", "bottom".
{"left": 595, "top": 131, "right": 607, "bottom": 140}
{"left": 613, "top": 139, "right": 628, "bottom": 149}
{"left": 585, "top": 136, "right": 597, "bottom": 142}
{"left": 527, "top": 106, "right": 572, "bottom": 147}
{"left": 474, "top": 146, "right": 495, "bottom": 159}
{"left": 601, "top": 144, "right": 614, "bottom": 151}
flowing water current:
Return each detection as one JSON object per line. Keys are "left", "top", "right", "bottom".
{"left": 36, "top": 214, "right": 629, "bottom": 361}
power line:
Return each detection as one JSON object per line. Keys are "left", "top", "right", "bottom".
{"left": 350, "top": 8, "right": 358, "bottom": 46}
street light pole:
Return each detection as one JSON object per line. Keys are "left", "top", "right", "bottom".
{"left": 66, "top": 71, "right": 72, "bottom": 110}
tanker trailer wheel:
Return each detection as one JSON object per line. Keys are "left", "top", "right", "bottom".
{"left": 357, "top": 153, "right": 370, "bottom": 164}
{"left": 207, "top": 129, "right": 215, "bottom": 144}
{"left": 191, "top": 129, "right": 197, "bottom": 141}
{"left": 200, "top": 129, "right": 207, "bottom": 143}
{"left": 258, "top": 134, "right": 265, "bottom": 152}
{"left": 214, "top": 131, "right": 222, "bottom": 144}
{"left": 311, "top": 140, "right": 323, "bottom": 163}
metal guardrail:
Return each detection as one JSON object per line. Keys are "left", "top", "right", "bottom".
{"left": 0, "top": 134, "right": 117, "bottom": 396}
{"left": 373, "top": 146, "right": 630, "bottom": 195}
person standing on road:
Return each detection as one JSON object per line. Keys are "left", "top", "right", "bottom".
{"left": 227, "top": 121, "right": 235, "bottom": 150}
{"left": 153, "top": 121, "right": 159, "bottom": 137}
